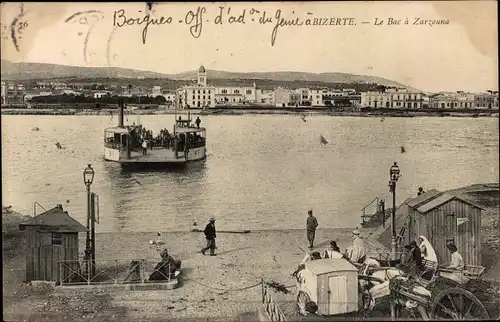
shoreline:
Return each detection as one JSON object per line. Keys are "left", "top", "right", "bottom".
{"left": 3, "top": 183, "right": 499, "bottom": 321}
{"left": 1, "top": 107, "right": 499, "bottom": 118}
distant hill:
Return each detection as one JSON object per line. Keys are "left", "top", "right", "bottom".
{"left": 1, "top": 59, "right": 414, "bottom": 90}
{"left": 0, "top": 60, "right": 168, "bottom": 80}
{"left": 170, "top": 69, "right": 411, "bottom": 89}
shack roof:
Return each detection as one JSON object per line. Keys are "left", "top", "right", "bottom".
{"left": 305, "top": 258, "right": 358, "bottom": 275}
{"left": 416, "top": 193, "right": 484, "bottom": 214}
{"left": 19, "top": 206, "right": 87, "bottom": 233}
{"left": 406, "top": 189, "right": 443, "bottom": 209}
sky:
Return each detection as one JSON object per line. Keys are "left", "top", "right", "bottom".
{"left": 1, "top": 1, "right": 498, "bottom": 93}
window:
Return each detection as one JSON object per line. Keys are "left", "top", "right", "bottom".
{"left": 234, "top": 89, "right": 240, "bottom": 94}
{"left": 192, "top": 95, "right": 195, "bottom": 99}
{"left": 222, "top": 89, "right": 227, "bottom": 94}
{"left": 203, "top": 95, "right": 205, "bottom": 99}
{"left": 203, "top": 90, "right": 205, "bottom": 94}
{"left": 52, "top": 233, "right": 63, "bottom": 245}
{"left": 198, "top": 95, "right": 200, "bottom": 99}
{"left": 198, "top": 90, "right": 200, "bottom": 94}
{"left": 208, "top": 95, "right": 211, "bottom": 99}
{"left": 246, "top": 90, "right": 252, "bottom": 94}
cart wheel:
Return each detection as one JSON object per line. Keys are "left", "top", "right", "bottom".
{"left": 430, "top": 287, "right": 490, "bottom": 320}
{"left": 297, "top": 291, "right": 312, "bottom": 315}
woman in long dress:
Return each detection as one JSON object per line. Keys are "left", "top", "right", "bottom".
{"left": 418, "top": 235, "right": 438, "bottom": 264}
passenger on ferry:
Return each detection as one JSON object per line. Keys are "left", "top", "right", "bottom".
{"left": 142, "top": 139, "right": 148, "bottom": 155}
{"left": 195, "top": 116, "right": 201, "bottom": 129}
{"left": 417, "top": 187, "right": 425, "bottom": 196}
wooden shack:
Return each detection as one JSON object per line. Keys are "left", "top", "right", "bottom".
{"left": 405, "top": 190, "right": 483, "bottom": 265}
{"left": 304, "top": 259, "right": 358, "bottom": 315}
{"left": 19, "top": 204, "right": 87, "bottom": 282}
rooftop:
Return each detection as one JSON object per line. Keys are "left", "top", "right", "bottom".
{"left": 19, "top": 205, "right": 87, "bottom": 233}
{"left": 305, "top": 258, "right": 358, "bottom": 275}
{"left": 416, "top": 193, "right": 484, "bottom": 213}
{"left": 406, "top": 189, "right": 443, "bottom": 209}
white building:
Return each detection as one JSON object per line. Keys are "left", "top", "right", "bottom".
{"left": 151, "top": 86, "right": 162, "bottom": 97}
{"left": 429, "top": 91, "right": 475, "bottom": 109}
{"left": 94, "top": 92, "right": 110, "bottom": 99}
{"left": 214, "top": 83, "right": 257, "bottom": 105}
{"left": 176, "top": 65, "right": 216, "bottom": 109}
{"left": 361, "top": 88, "right": 423, "bottom": 108}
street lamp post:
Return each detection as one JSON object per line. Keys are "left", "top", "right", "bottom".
{"left": 83, "top": 164, "right": 95, "bottom": 276}
{"left": 388, "top": 162, "right": 401, "bottom": 262}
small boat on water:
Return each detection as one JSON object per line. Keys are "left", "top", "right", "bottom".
{"left": 103, "top": 99, "right": 207, "bottom": 169}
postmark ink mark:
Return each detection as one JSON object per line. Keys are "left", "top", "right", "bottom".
{"left": 10, "top": 3, "right": 28, "bottom": 52}
{"left": 65, "top": 10, "right": 105, "bottom": 63}
{"left": 106, "top": 26, "right": 118, "bottom": 67}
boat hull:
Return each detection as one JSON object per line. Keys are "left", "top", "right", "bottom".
{"left": 103, "top": 146, "right": 207, "bottom": 169}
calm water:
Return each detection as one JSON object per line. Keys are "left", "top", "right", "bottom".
{"left": 1, "top": 115, "right": 498, "bottom": 233}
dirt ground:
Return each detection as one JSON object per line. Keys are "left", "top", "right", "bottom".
{"left": 3, "top": 182, "right": 499, "bottom": 322}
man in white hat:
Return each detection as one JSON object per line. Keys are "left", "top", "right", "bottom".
{"left": 201, "top": 217, "right": 217, "bottom": 256}
{"left": 345, "top": 229, "right": 367, "bottom": 264}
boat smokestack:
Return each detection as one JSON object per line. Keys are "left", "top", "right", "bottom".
{"left": 118, "top": 98, "right": 124, "bottom": 127}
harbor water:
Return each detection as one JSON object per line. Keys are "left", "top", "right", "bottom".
{"left": 1, "top": 114, "right": 498, "bottom": 232}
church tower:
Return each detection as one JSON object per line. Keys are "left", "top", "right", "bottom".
{"left": 197, "top": 65, "right": 207, "bottom": 86}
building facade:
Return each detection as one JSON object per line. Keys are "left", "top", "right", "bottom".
{"left": 214, "top": 83, "right": 257, "bottom": 105}
{"left": 361, "top": 88, "right": 423, "bottom": 108}
{"left": 176, "top": 65, "right": 216, "bottom": 109}
{"left": 474, "top": 91, "right": 499, "bottom": 109}
{"left": 1, "top": 82, "right": 26, "bottom": 105}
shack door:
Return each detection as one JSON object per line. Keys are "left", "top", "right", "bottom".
{"left": 328, "top": 275, "right": 348, "bottom": 315}
{"left": 444, "top": 212, "right": 456, "bottom": 263}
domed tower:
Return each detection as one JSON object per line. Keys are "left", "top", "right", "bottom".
{"left": 197, "top": 65, "right": 207, "bottom": 86}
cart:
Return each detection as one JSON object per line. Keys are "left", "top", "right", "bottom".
{"left": 294, "top": 256, "right": 490, "bottom": 320}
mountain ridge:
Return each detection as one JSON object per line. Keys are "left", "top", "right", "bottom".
{"left": 1, "top": 59, "right": 415, "bottom": 90}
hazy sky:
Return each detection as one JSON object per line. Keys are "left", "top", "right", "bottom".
{"left": 1, "top": 1, "right": 498, "bottom": 92}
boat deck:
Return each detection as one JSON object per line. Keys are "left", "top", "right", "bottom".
{"left": 122, "top": 147, "right": 187, "bottom": 164}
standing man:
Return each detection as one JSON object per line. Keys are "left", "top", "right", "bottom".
{"left": 201, "top": 217, "right": 217, "bottom": 256}
{"left": 306, "top": 210, "right": 318, "bottom": 249}
{"left": 142, "top": 139, "right": 148, "bottom": 155}
{"left": 195, "top": 116, "right": 201, "bottom": 129}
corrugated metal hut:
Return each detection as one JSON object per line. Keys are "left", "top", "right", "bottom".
{"left": 19, "top": 204, "right": 87, "bottom": 281}
{"left": 406, "top": 190, "right": 483, "bottom": 265}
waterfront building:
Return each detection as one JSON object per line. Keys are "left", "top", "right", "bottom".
{"left": 361, "top": 88, "right": 423, "bottom": 108}
{"left": 296, "top": 88, "right": 311, "bottom": 105}
{"left": 163, "top": 92, "right": 176, "bottom": 108}
{"left": 360, "top": 91, "right": 392, "bottom": 108}
{"left": 94, "top": 92, "right": 110, "bottom": 99}
{"left": 214, "top": 83, "right": 257, "bottom": 105}
{"left": 255, "top": 87, "right": 274, "bottom": 105}
{"left": 151, "top": 85, "right": 162, "bottom": 97}
{"left": 429, "top": 91, "right": 474, "bottom": 109}
{"left": 429, "top": 93, "right": 457, "bottom": 109}
{"left": 176, "top": 65, "right": 216, "bottom": 109}
{"left": 474, "top": 90, "right": 499, "bottom": 109}
{"left": 1, "top": 81, "right": 26, "bottom": 105}
{"left": 273, "top": 87, "right": 294, "bottom": 107}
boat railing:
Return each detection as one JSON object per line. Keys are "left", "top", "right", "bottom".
{"left": 104, "top": 141, "right": 122, "bottom": 149}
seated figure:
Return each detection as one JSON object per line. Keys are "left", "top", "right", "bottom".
{"left": 149, "top": 249, "right": 181, "bottom": 281}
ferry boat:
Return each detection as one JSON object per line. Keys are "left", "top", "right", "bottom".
{"left": 103, "top": 99, "right": 206, "bottom": 168}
